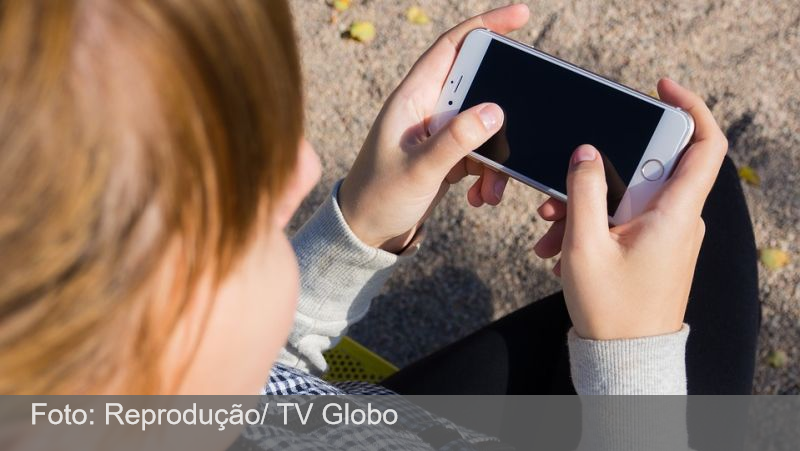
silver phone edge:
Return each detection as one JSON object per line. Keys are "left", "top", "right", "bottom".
{"left": 462, "top": 29, "right": 697, "bottom": 221}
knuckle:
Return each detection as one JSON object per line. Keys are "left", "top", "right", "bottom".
{"left": 561, "top": 237, "right": 581, "bottom": 255}
{"left": 696, "top": 218, "right": 706, "bottom": 240}
{"left": 447, "top": 117, "right": 479, "bottom": 151}
{"left": 562, "top": 238, "right": 597, "bottom": 261}
{"left": 719, "top": 134, "right": 729, "bottom": 152}
{"left": 439, "top": 32, "right": 458, "bottom": 50}
{"left": 562, "top": 238, "right": 583, "bottom": 255}
{"left": 657, "top": 207, "right": 695, "bottom": 232}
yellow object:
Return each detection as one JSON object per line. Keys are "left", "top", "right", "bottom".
{"left": 323, "top": 336, "right": 398, "bottom": 383}
{"left": 406, "top": 6, "right": 430, "bottom": 25}
{"left": 759, "top": 248, "right": 789, "bottom": 270}
{"left": 738, "top": 165, "right": 761, "bottom": 186}
{"left": 333, "top": 0, "right": 350, "bottom": 12}
{"left": 349, "top": 21, "right": 376, "bottom": 43}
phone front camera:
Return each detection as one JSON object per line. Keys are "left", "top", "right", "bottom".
{"left": 448, "top": 100, "right": 453, "bottom": 105}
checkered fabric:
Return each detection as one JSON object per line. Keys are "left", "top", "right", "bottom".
{"left": 224, "top": 363, "right": 511, "bottom": 451}
{"left": 264, "top": 362, "right": 393, "bottom": 396}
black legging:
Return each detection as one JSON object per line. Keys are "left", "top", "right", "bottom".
{"left": 381, "top": 156, "right": 760, "bottom": 395}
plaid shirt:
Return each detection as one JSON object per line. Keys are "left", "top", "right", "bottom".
{"left": 225, "top": 363, "right": 510, "bottom": 451}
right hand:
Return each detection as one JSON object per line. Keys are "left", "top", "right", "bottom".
{"left": 338, "top": 5, "right": 529, "bottom": 253}
{"left": 533, "top": 78, "right": 728, "bottom": 340}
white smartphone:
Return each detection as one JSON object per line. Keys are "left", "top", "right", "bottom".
{"left": 430, "top": 29, "right": 695, "bottom": 224}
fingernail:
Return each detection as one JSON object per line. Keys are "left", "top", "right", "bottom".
{"left": 479, "top": 104, "right": 502, "bottom": 131}
{"left": 571, "top": 145, "right": 597, "bottom": 166}
{"left": 493, "top": 179, "right": 506, "bottom": 200}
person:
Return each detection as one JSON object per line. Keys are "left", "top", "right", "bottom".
{"left": 0, "top": 0, "right": 758, "bottom": 448}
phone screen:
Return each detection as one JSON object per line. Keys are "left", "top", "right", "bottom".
{"left": 460, "top": 39, "right": 665, "bottom": 214}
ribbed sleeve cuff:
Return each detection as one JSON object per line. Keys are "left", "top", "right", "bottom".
{"left": 568, "top": 325, "right": 690, "bottom": 395}
{"left": 285, "top": 180, "right": 421, "bottom": 372}
{"left": 291, "top": 180, "right": 421, "bottom": 321}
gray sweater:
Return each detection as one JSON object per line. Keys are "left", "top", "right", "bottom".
{"left": 280, "top": 183, "right": 689, "bottom": 395}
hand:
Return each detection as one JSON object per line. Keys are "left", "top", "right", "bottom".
{"left": 339, "top": 5, "right": 531, "bottom": 253}
{"left": 534, "top": 79, "right": 728, "bottom": 340}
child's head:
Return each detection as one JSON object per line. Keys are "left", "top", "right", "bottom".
{"left": 0, "top": 0, "right": 320, "bottom": 394}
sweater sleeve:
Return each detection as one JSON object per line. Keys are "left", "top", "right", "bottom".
{"left": 567, "top": 324, "right": 690, "bottom": 394}
{"left": 569, "top": 326, "right": 692, "bottom": 451}
{"left": 279, "top": 181, "right": 421, "bottom": 374}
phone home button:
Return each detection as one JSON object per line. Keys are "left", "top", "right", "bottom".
{"left": 641, "top": 159, "right": 665, "bottom": 181}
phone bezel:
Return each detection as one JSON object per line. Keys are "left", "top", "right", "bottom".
{"left": 429, "top": 28, "right": 695, "bottom": 224}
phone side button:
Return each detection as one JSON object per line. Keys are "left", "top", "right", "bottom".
{"left": 641, "top": 159, "right": 665, "bottom": 181}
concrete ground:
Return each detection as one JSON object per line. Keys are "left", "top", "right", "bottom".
{"left": 288, "top": 0, "right": 800, "bottom": 394}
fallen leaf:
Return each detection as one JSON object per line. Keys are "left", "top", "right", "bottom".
{"left": 738, "top": 165, "right": 761, "bottom": 186}
{"left": 333, "top": 0, "right": 350, "bottom": 12}
{"left": 349, "top": 21, "right": 376, "bottom": 43}
{"left": 759, "top": 248, "right": 789, "bottom": 269}
{"left": 406, "top": 6, "right": 430, "bottom": 25}
{"left": 767, "top": 350, "right": 788, "bottom": 368}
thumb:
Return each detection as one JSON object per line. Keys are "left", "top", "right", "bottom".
{"left": 421, "top": 103, "right": 503, "bottom": 171}
{"left": 565, "top": 145, "right": 609, "bottom": 242}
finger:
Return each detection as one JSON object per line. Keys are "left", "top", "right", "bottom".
{"left": 419, "top": 103, "right": 503, "bottom": 173}
{"left": 445, "top": 159, "right": 468, "bottom": 184}
{"left": 467, "top": 175, "right": 485, "bottom": 207}
{"left": 655, "top": 140, "right": 726, "bottom": 217}
{"left": 564, "top": 145, "right": 609, "bottom": 243}
{"left": 534, "top": 219, "right": 566, "bottom": 258}
{"left": 657, "top": 78, "right": 725, "bottom": 144}
{"left": 400, "top": 4, "right": 530, "bottom": 94}
{"left": 552, "top": 259, "right": 562, "bottom": 277}
{"left": 654, "top": 79, "right": 728, "bottom": 216}
{"left": 480, "top": 167, "right": 508, "bottom": 205}
{"left": 465, "top": 157, "right": 484, "bottom": 176}
{"left": 537, "top": 197, "right": 566, "bottom": 221}
{"left": 438, "top": 4, "right": 530, "bottom": 51}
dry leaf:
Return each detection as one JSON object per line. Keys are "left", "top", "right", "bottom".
{"left": 349, "top": 21, "right": 376, "bottom": 43}
{"left": 333, "top": 0, "right": 350, "bottom": 12}
{"left": 759, "top": 248, "right": 789, "bottom": 269}
{"left": 767, "top": 350, "right": 788, "bottom": 368}
{"left": 738, "top": 165, "right": 761, "bottom": 186}
{"left": 406, "top": 6, "right": 430, "bottom": 25}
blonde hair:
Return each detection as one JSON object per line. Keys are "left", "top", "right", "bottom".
{"left": 0, "top": 0, "right": 303, "bottom": 394}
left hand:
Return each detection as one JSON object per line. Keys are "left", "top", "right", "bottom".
{"left": 339, "top": 4, "right": 531, "bottom": 253}
{"left": 533, "top": 79, "right": 727, "bottom": 339}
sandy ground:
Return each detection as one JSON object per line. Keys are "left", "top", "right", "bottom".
{"left": 288, "top": 0, "right": 800, "bottom": 394}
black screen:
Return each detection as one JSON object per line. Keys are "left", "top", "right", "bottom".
{"left": 460, "top": 39, "right": 664, "bottom": 214}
